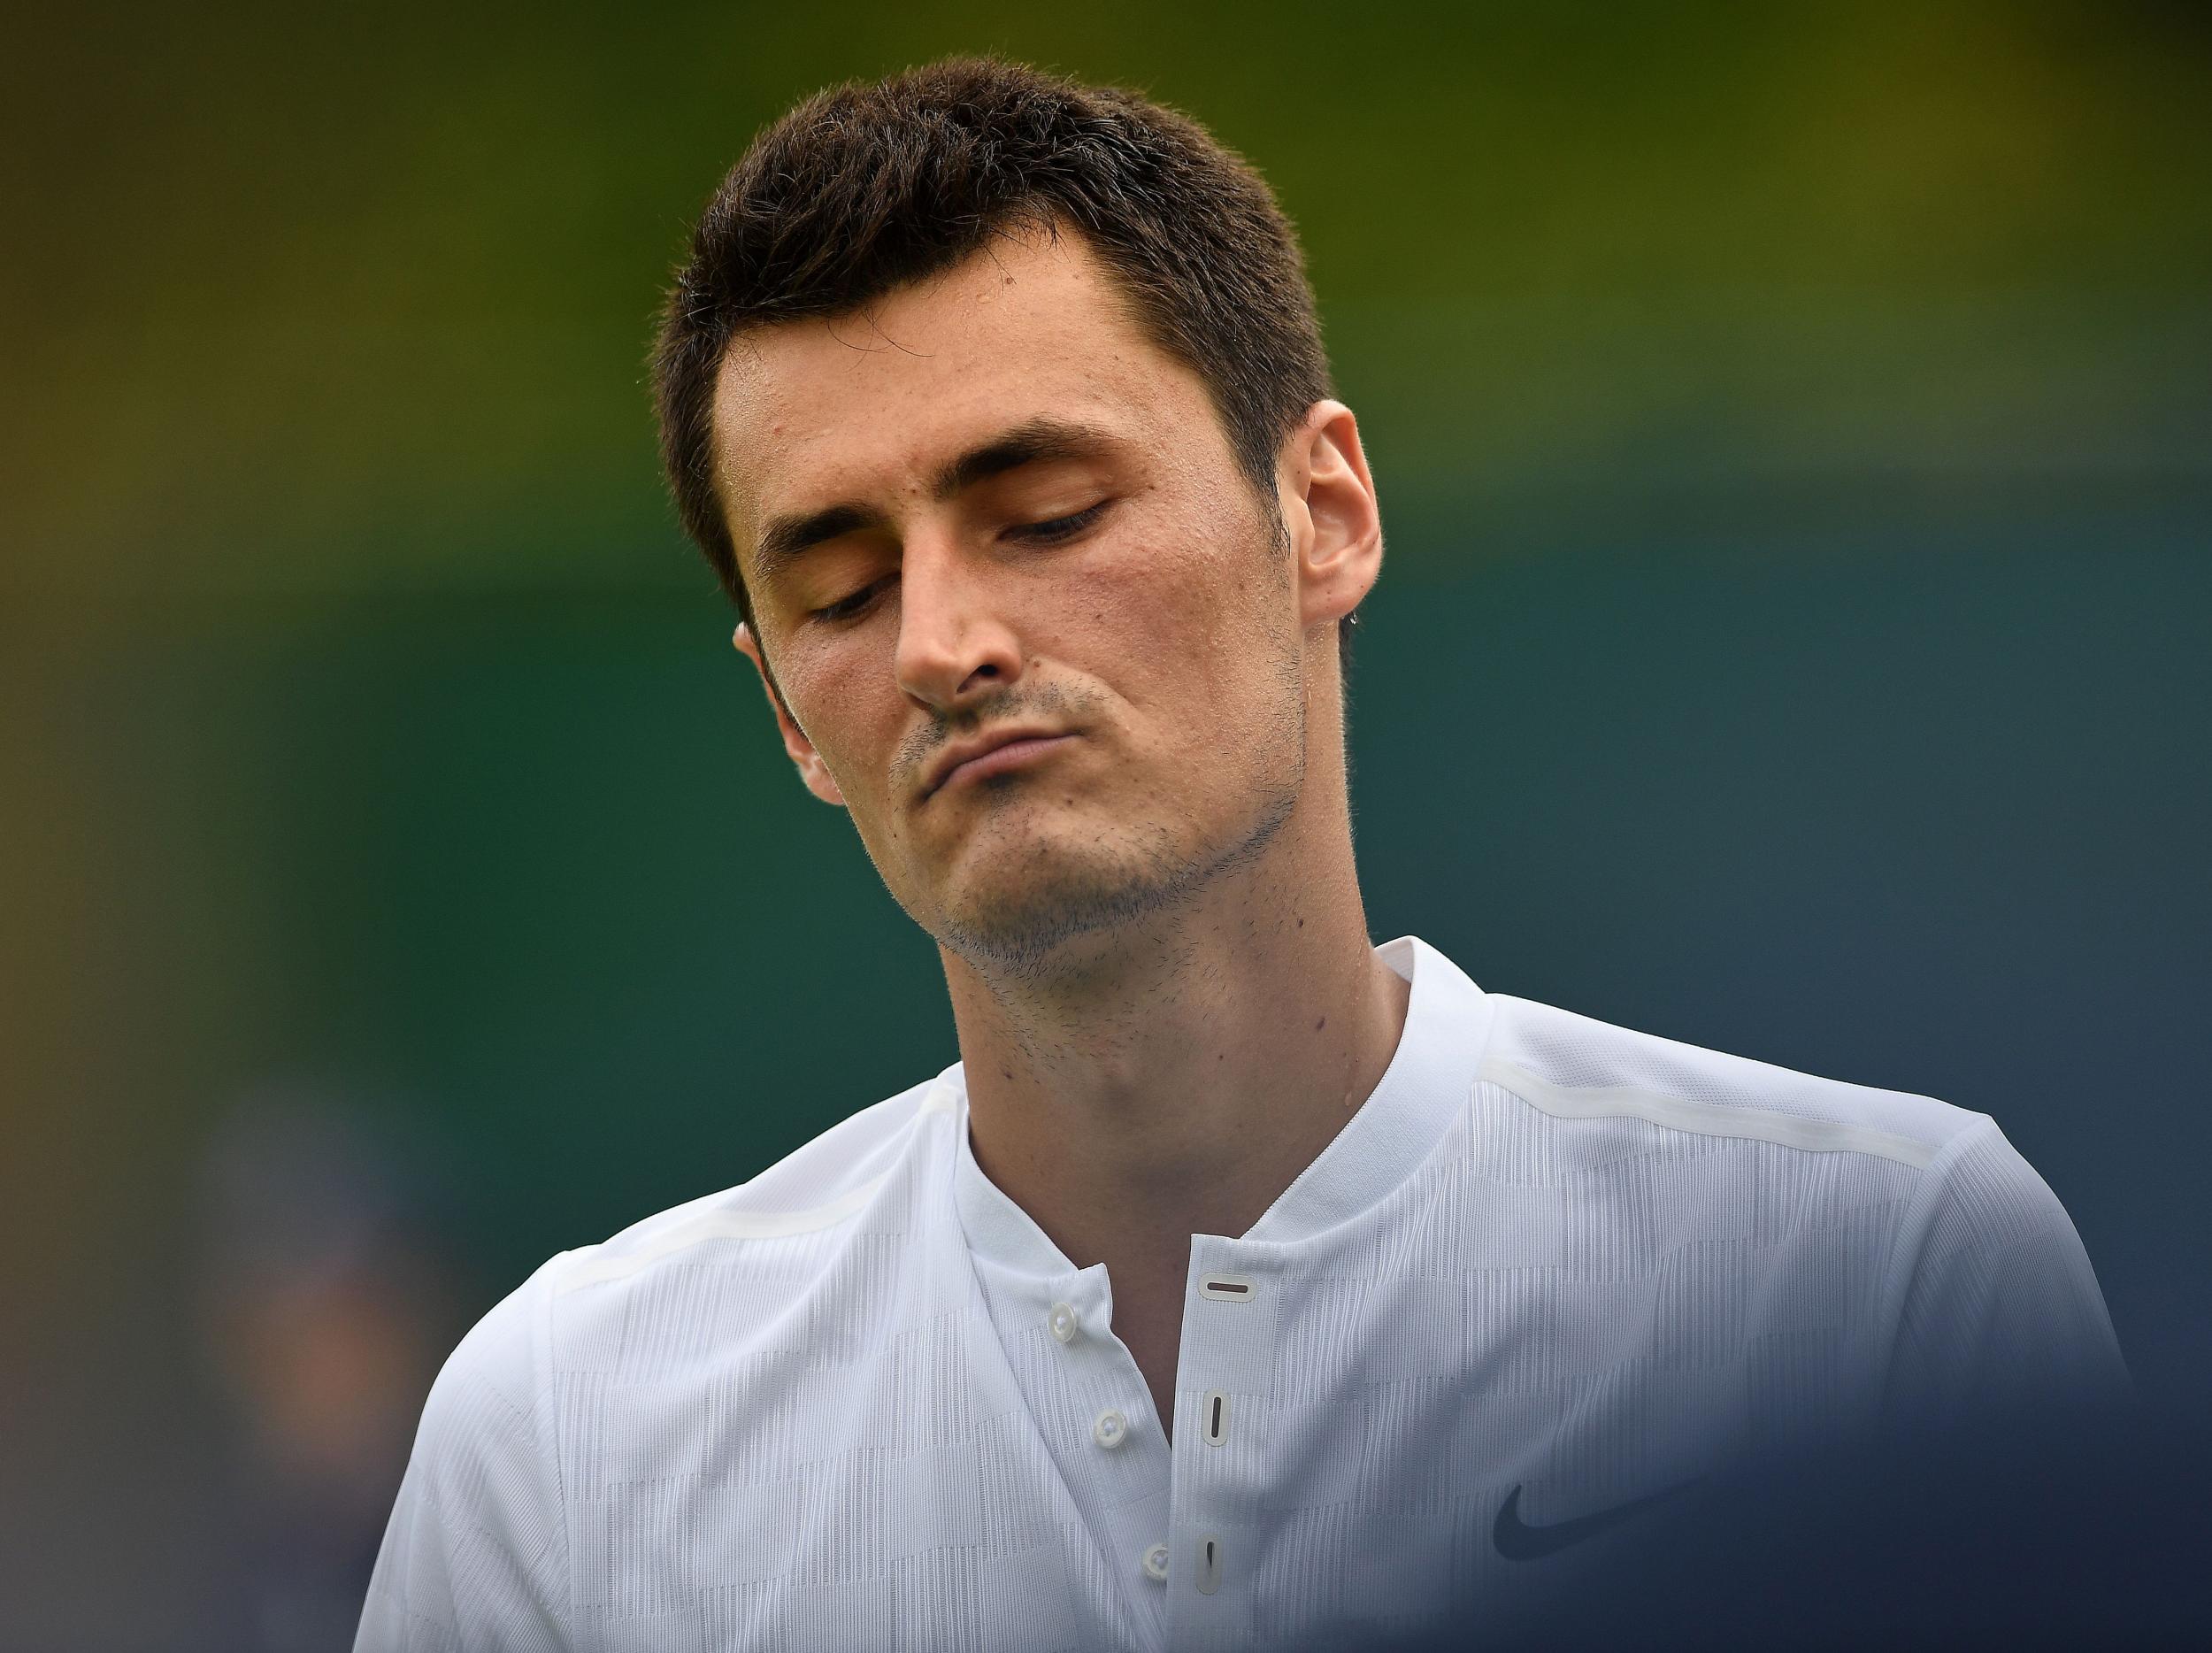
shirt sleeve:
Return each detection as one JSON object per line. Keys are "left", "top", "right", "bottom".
{"left": 1881, "top": 1118, "right": 2131, "bottom": 1425}
{"left": 356, "top": 1259, "right": 572, "bottom": 1653}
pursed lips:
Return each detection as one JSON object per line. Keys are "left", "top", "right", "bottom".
{"left": 919, "top": 729, "right": 1077, "bottom": 801}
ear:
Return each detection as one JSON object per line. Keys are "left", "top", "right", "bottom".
{"left": 733, "top": 624, "right": 847, "bottom": 807}
{"left": 1281, "top": 400, "right": 1383, "bottom": 634}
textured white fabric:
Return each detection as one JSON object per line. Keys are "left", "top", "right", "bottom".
{"left": 357, "top": 937, "right": 2126, "bottom": 1651}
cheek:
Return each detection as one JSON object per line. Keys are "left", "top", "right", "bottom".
{"left": 782, "top": 640, "right": 902, "bottom": 791}
{"left": 1077, "top": 502, "right": 1289, "bottom": 713}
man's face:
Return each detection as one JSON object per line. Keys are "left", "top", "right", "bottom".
{"left": 711, "top": 231, "right": 1337, "bottom": 976}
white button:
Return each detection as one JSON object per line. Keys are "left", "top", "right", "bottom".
{"left": 1141, "top": 1542, "right": 1170, "bottom": 1582}
{"left": 1048, "top": 1301, "right": 1079, "bottom": 1344}
{"left": 1093, "top": 1408, "right": 1128, "bottom": 1449}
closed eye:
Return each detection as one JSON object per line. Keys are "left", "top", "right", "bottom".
{"left": 809, "top": 575, "right": 894, "bottom": 624}
{"left": 1006, "top": 500, "right": 1110, "bottom": 544}
{"left": 805, "top": 501, "right": 1110, "bottom": 624}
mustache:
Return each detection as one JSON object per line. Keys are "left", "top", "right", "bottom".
{"left": 896, "top": 680, "right": 1100, "bottom": 784}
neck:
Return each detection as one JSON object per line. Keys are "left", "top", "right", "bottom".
{"left": 942, "top": 803, "right": 1409, "bottom": 1272}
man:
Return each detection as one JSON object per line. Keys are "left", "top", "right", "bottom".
{"left": 358, "top": 58, "right": 2126, "bottom": 1651}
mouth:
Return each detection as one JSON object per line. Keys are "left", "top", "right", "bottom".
{"left": 921, "top": 730, "right": 1078, "bottom": 801}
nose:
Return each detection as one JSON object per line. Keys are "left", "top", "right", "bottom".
{"left": 893, "top": 534, "right": 1025, "bottom": 713}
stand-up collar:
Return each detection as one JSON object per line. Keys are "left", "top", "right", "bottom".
{"left": 1243, "top": 934, "right": 1493, "bottom": 1245}
{"left": 952, "top": 935, "right": 1494, "bottom": 1272}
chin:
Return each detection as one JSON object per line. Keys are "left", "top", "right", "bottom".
{"left": 934, "top": 881, "right": 1176, "bottom": 982}
{"left": 924, "top": 787, "right": 1299, "bottom": 982}
{"left": 915, "top": 811, "right": 1182, "bottom": 974}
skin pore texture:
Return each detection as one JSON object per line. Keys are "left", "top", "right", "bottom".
{"left": 714, "top": 227, "right": 1407, "bottom": 1434}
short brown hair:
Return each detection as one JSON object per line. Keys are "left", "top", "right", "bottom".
{"left": 651, "top": 57, "right": 1336, "bottom": 632}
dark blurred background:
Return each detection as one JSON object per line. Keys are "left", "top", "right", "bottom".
{"left": 4, "top": 3, "right": 2208, "bottom": 1647}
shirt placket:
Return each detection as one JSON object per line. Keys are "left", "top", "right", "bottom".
{"left": 1164, "top": 1236, "right": 1280, "bottom": 1651}
{"left": 1028, "top": 1264, "right": 1175, "bottom": 1647}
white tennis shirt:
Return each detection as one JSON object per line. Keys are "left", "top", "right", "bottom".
{"left": 358, "top": 937, "right": 2125, "bottom": 1650}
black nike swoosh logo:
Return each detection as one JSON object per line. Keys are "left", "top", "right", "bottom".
{"left": 1493, "top": 1478, "right": 1704, "bottom": 1561}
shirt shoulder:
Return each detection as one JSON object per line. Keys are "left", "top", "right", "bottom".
{"left": 425, "top": 1067, "right": 955, "bottom": 1411}
{"left": 1470, "top": 992, "right": 2127, "bottom": 1416}
{"left": 357, "top": 1252, "right": 570, "bottom": 1649}
{"left": 358, "top": 1069, "right": 965, "bottom": 1649}
{"left": 1477, "top": 992, "right": 1988, "bottom": 1168}
{"left": 547, "top": 1066, "right": 958, "bottom": 1298}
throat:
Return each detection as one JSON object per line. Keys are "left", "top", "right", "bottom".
{"left": 1109, "top": 1269, "right": 1189, "bottom": 1442}
{"left": 956, "top": 929, "right": 1410, "bottom": 1248}
{"left": 949, "top": 885, "right": 1414, "bottom": 1438}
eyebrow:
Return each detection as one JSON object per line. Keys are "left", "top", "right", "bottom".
{"left": 749, "top": 417, "right": 1120, "bottom": 580}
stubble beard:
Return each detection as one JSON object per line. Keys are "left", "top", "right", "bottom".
{"left": 906, "top": 496, "right": 1312, "bottom": 987}
{"left": 933, "top": 774, "right": 1299, "bottom": 984}
{"left": 930, "top": 660, "right": 1309, "bottom": 988}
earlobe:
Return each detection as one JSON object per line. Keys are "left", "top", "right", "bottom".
{"left": 733, "top": 622, "right": 849, "bottom": 808}
{"left": 798, "top": 758, "right": 848, "bottom": 808}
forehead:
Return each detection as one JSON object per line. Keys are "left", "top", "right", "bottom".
{"left": 710, "top": 232, "right": 1218, "bottom": 533}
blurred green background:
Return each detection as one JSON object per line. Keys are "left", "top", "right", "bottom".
{"left": 4, "top": 3, "right": 2208, "bottom": 1645}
